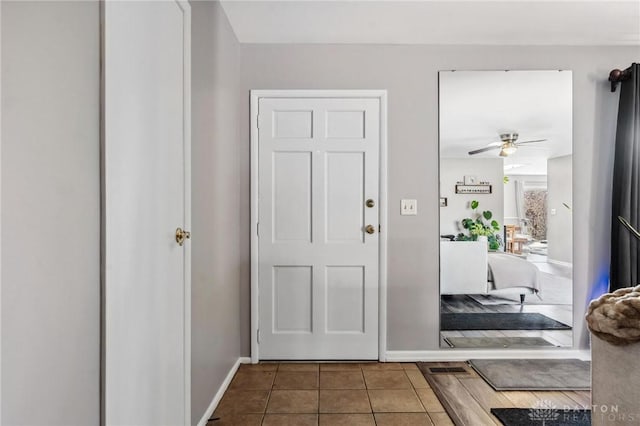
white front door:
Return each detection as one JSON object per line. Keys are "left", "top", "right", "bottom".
{"left": 103, "top": 1, "right": 191, "bottom": 425}
{"left": 257, "top": 96, "right": 380, "bottom": 359}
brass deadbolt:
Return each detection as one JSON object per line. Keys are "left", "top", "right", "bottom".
{"left": 366, "top": 199, "right": 375, "bottom": 208}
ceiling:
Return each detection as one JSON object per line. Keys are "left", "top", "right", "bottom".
{"left": 439, "top": 70, "right": 573, "bottom": 175}
{"left": 220, "top": 1, "right": 640, "bottom": 45}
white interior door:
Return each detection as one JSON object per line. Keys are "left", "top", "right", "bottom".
{"left": 103, "top": 1, "right": 191, "bottom": 425}
{"left": 257, "top": 96, "right": 380, "bottom": 359}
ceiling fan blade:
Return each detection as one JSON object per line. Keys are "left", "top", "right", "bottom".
{"left": 515, "top": 139, "right": 547, "bottom": 145}
{"left": 468, "top": 145, "right": 500, "bottom": 155}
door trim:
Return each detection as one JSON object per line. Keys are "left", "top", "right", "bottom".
{"left": 100, "top": 1, "right": 191, "bottom": 424}
{"left": 0, "top": 2, "right": 3, "bottom": 420}
{"left": 250, "top": 89, "right": 388, "bottom": 362}
{"left": 179, "top": 2, "right": 192, "bottom": 422}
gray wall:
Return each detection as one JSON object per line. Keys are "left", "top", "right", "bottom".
{"left": 240, "top": 44, "right": 638, "bottom": 352}
{"left": 1, "top": 1, "right": 100, "bottom": 425}
{"left": 190, "top": 1, "right": 242, "bottom": 424}
{"left": 548, "top": 155, "right": 573, "bottom": 264}
{"left": 440, "top": 158, "right": 504, "bottom": 237}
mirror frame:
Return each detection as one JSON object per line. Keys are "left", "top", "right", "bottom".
{"left": 437, "top": 69, "right": 574, "bottom": 350}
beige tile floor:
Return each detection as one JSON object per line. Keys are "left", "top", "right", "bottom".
{"left": 211, "top": 362, "right": 454, "bottom": 426}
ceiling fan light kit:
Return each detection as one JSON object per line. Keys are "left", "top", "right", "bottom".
{"left": 499, "top": 141, "right": 518, "bottom": 157}
{"left": 501, "top": 132, "right": 519, "bottom": 142}
{"left": 468, "top": 132, "right": 546, "bottom": 157}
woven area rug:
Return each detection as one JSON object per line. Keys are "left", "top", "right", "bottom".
{"left": 444, "top": 336, "right": 556, "bottom": 348}
{"left": 491, "top": 408, "right": 591, "bottom": 426}
{"left": 469, "top": 359, "right": 590, "bottom": 390}
{"left": 441, "top": 313, "right": 571, "bottom": 331}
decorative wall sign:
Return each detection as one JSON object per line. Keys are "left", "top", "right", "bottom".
{"left": 455, "top": 184, "right": 492, "bottom": 194}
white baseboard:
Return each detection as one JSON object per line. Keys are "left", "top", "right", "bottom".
{"left": 385, "top": 349, "right": 591, "bottom": 362}
{"left": 547, "top": 258, "right": 573, "bottom": 268}
{"left": 197, "top": 357, "right": 252, "bottom": 426}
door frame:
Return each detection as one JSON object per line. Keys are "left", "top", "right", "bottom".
{"left": 250, "top": 89, "right": 388, "bottom": 363}
{"left": 100, "top": 1, "right": 191, "bottom": 424}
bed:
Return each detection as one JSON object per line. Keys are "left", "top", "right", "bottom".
{"left": 440, "top": 241, "right": 539, "bottom": 301}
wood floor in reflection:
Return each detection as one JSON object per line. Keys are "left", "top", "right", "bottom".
{"left": 440, "top": 295, "right": 573, "bottom": 347}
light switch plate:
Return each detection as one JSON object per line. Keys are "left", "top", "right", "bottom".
{"left": 401, "top": 199, "right": 417, "bottom": 215}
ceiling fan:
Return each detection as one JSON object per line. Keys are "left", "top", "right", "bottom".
{"left": 468, "top": 133, "right": 547, "bottom": 157}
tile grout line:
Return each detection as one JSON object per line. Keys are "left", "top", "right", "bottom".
{"left": 242, "top": 362, "right": 459, "bottom": 424}
{"left": 261, "top": 369, "right": 275, "bottom": 423}
{"left": 362, "top": 364, "right": 378, "bottom": 425}
{"left": 406, "top": 365, "right": 439, "bottom": 425}
{"left": 405, "top": 368, "right": 429, "bottom": 414}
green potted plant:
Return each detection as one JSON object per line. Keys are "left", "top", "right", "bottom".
{"left": 455, "top": 200, "right": 503, "bottom": 251}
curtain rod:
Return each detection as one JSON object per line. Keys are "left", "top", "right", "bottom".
{"left": 609, "top": 66, "right": 633, "bottom": 93}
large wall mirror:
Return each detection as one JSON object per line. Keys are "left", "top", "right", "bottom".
{"left": 439, "top": 70, "right": 573, "bottom": 349}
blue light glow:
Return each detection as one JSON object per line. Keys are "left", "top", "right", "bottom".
{"left": 588, "top": 268, "right": 610, "bottom": 303}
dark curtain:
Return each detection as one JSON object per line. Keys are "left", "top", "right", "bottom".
{"left": 611, "top": 63, "right": 640, "bottom": 291}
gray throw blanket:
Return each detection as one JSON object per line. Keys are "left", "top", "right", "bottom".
{"left": 487, "top": 252, "right": 539, "bottom": 292}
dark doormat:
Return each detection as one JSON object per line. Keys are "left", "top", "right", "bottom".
{"left": 491, "top": 408, "right": 591, "bottom": 426}
{"left": 444, "top": 336, "right": 557, "bottom": 348}
{"left": 469, "top": 359, "right": 590, "bottom": 390}
{"left": 441, "top": 313, "right": 571, "bottom": 330}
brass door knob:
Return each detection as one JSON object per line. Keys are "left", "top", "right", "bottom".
{"left": 366, "top": 199, "right": 375, "bottom": 208}
{"left": 176, "top": 227, "right": 191, "bottom": 246}
{"left": 365, "top": 225, "right": 376, "bottom": 234}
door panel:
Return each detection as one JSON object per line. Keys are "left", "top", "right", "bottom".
{"left": 326, "top": 152, "right": 365, "bottom": 243}
{"left": 274, "top": 110, "right": 313, "bottom": 139}
{"left": 326, "top": 110, "right": 365, "bottom": 139}
{"left": 273, "top": 266, "right": 313, "bottom": 333}
{"left": 103, "top": 1, "right": 190, "bottom": 424}
{"left": 326, "top": 266, "right": 365, "bottom": 332}
{"left": 258, "top": 97, "right": 380, "bottom": 360}
{"left": 273, "top": 152, "right": 312, "bottom": 242}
